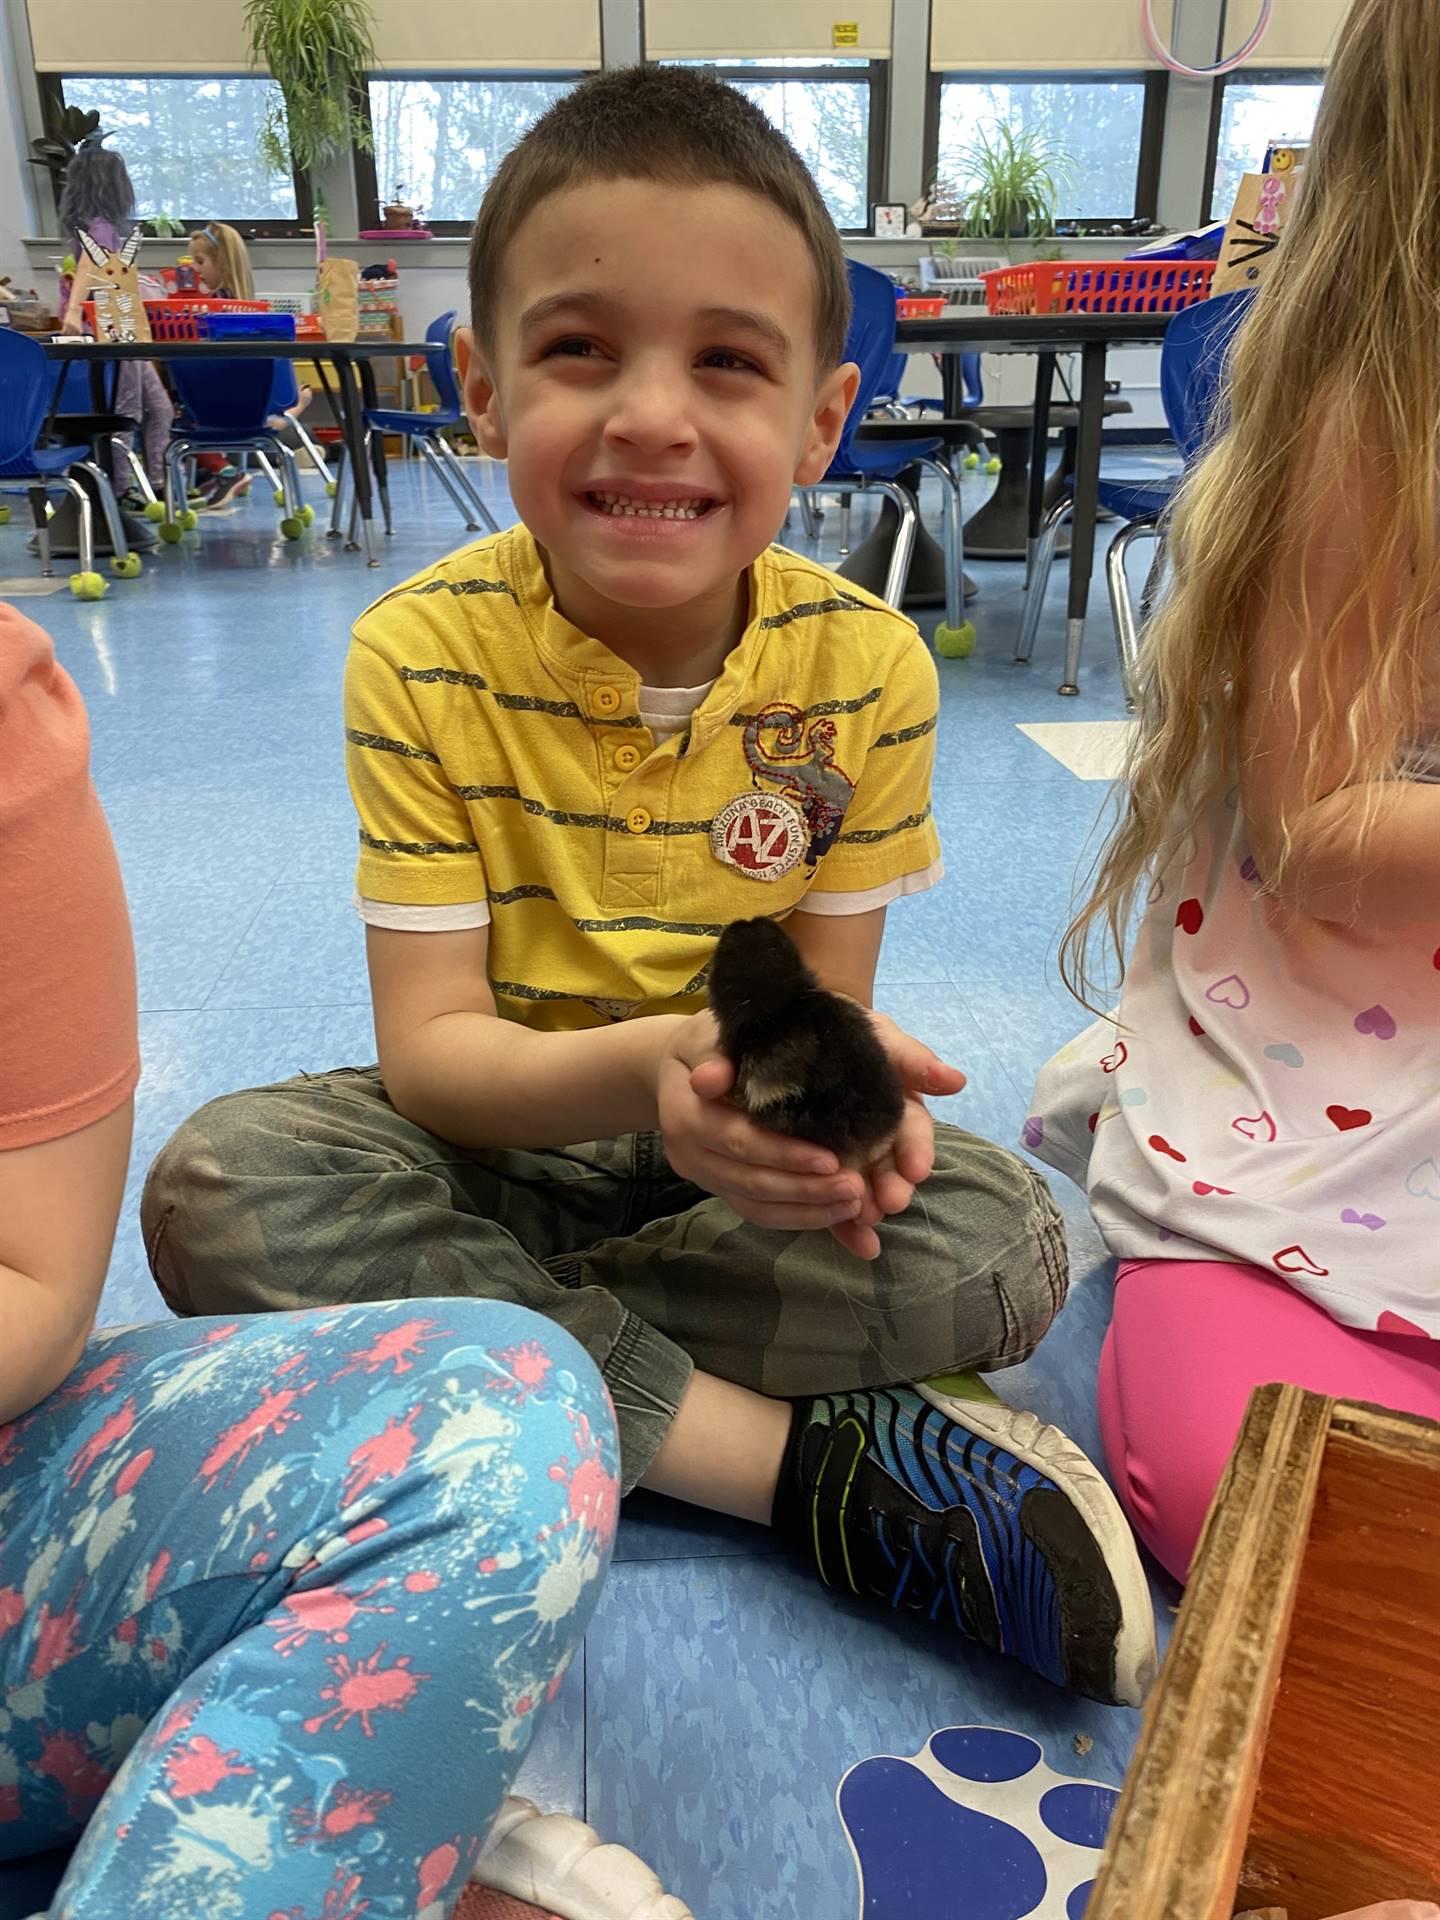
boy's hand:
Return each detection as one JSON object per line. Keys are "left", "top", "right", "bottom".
{"left": 656, "top": 1012, "right": 866, "bottom": 1234}
{"left": 655, "top": 1010, "right": 965, "bottom": 1260}
{"left": 840, "top": 1010, "right": 967, "bottom": 1260}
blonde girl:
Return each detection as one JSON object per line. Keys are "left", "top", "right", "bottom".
{"left": 1026, "top": 0, "right": 1440, "bottom": 1581}
{"left": 190, "top": 221, "right": 255, "bottom": 298}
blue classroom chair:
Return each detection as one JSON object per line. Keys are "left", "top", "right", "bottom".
{"left": 0, "top": 328, "right": 136, "bottom": 596}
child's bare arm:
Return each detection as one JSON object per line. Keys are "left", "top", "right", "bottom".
{"left": 367, "top": 923, "right": 676, "bottom": 1149}
{"left": 1241, "top": 449, "right": 1440, "bottom": 927}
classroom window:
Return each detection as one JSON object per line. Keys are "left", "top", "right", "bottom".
{"left": 362, "top": 76, "right": 583, "bottom": 230}
{"left": 665, "top": 59, "right": 883, "bottom": 232}
{"left": 931, "top": 73, "right": 1164, "bottom": 225}
{"left": 53, "top": 75, "right": 302, "bottom": 228}
{"left": 1208, "top": 72, "right": 1324, "bottom": 219}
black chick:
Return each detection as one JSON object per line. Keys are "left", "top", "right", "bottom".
{"left": 707, "top": 917, "right": 905, "bottom": 1166}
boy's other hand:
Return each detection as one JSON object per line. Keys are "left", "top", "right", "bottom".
{"left": 841, "top": 1011, "right": 966, "bottom": 1260}
{"left": 655, "top": 1011, "right": 965, "bottom": 1260}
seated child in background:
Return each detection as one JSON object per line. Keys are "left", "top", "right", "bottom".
{"left": 1026, "top": 0, "right": 1440, "bottom": 1584}
{"left": 187, "top": 222, "right": 253, "bottom": 506}
{"left": 145, "top": 65, "right": 1156, "bottom": 1707}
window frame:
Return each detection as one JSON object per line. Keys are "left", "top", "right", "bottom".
{"left": 1204, "top": 66, "right": 1325, "bottom": 221}
{"left": 923, "top": 68, "right": 1167, "bottom": 231}
{"left": 43, "top": 71, "right": 313, "bottom": 238}
{"left": 659, "top": 57, "right": 890, "bottom": 236}
{"left": 355, "top": 70, "right": 591, "bottom": 237}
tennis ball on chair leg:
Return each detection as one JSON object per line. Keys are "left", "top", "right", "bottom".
{"left": 70, "top": 570, "right": 107, "bottom": 600}
{"left": 111, "top": 552, "right": 142, "bottom": 578}
{"left": 934, "top": 620, "right": 976, "bottom": 659}
{"left": 143, "top": 499, "right": 165, "bottom": 522}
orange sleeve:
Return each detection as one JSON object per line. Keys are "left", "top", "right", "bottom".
{"left": 0, "top": 605, "right": 139, "bottom": 1149}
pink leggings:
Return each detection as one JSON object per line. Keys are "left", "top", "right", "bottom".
{"left": 1097, "top": 1259, "right": 1440, "bottom": 1581}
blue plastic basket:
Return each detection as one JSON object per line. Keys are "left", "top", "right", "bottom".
{"left": 199, "top": 312, "right": 297, "bottom": 342}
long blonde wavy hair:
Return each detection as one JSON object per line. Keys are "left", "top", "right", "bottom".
{"left": 1061, "top": 0, "right": 1440, "bottom": 1010}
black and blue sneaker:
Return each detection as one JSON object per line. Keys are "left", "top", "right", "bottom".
{"left": 772, "top": 1374, "right": 1156, "bottom": 1707}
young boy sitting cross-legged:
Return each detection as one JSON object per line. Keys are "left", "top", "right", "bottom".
{"left": 143, "top": 65, "right": 1156, "bottom": 1707}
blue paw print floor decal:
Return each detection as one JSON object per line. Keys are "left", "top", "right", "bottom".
{"left": 837, "top": 1726, "right": 1119, "bottom": 1918}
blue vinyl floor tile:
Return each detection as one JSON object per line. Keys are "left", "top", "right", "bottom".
{"left": 14, "top": 452, "right": 1176, "bottom": 1915}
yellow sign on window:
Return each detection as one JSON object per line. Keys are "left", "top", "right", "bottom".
{"left": 832, "top": 20, "right": 860, "bottom": 45}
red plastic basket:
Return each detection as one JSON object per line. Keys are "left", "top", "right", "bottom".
{"left": 980, "top": 260, "right": 1216, "bottom": 316}
{"left": 896, "top": 294, "right": 946, "bottom": 318}
{"left": 144, "top": 296, "right": 269, "bottom": 341}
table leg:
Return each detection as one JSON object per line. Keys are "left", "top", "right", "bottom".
{"left": 1025, "top": 351, "right": 1056, "bottom": 587}
{"left": 1060, "top": 340, "right": 1107, "bottom": 696}
{"left": 357, "top": 358, "right": 393, "bottom": 536}
{"left": 332, "top": 353, "right": 377, "bottom": 565}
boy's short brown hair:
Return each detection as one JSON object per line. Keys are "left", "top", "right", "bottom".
{"left": 467, "top": 64, "right": 852, "bottom": 372}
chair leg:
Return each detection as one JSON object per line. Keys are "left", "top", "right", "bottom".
{"left": 1105, "top": 516, "right": 1161, "bottom": 707}
{"left": 796, "top": 492, "right": 820, "bottom": 541}
{"left": 111, "top": 437, "right": 157, "bottom": 507}
{"left": 837, "top": 493, "right": 852, "bottom": 558}
{"left": 273, "top": 442, "right": 303, "bottom": 518}
{"left": 860, "top": 478, "right": 919, "bottom": 610}
{"left": 329, "top": 444, "right": 348, "bottom": 538}
{"left": 437, "top": 435, "right": 499, "bottom": 535}
{"left": 165, "top": 443, "right": 189, "bottom": 529}
{"left": 76, "top": 460, "right": 129, "bottom": 563}
{"left": 291, "top": 418, "right": 335, "bottom": 493}
{"left": 1015, "top": 497, "right": 1073, "bottom": 665}
{"left": 254, "top": 449, "right": 283, "bottom": 498}
{"left": 916, "top": 453, "right": 968, "bottom": 641}
{"left": 419, "top": 437, "right": 480, "bottom": 532}
{"left": 30, "top": 487, "right": 52, "bottom": 576}
{"left": 59, "top": 475, "right": 96, "bottom": 577}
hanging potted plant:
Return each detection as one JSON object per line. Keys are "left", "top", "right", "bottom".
{"left": 245, "top": 0, "right": 379, "bottom": 175}
{"left": 955, "top": 122, "right": 1070, "bottom": 243}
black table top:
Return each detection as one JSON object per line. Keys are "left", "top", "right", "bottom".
{"left": 40, "top": 337, "right": 430, "bottom": 361}
{"left": 895, "top": 310, "right": 1176, "bottom": 353}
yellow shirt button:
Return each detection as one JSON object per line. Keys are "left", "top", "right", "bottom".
{"left": 614, "top": 743, "right": 642, "bottom": 773}
{"left": 594, "top": 685, "right": 621, "bottom": 716}
{"left": 626, "top": 806, "right": 652, "bottom": 835}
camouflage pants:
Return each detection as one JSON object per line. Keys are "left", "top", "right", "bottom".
{"left": 141, "top": 1066, "right": 1069, "bottom": 1491}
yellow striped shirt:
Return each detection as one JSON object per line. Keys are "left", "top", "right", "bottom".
{"left": 345, "top": 525, "right": 941, "bottom": 1029}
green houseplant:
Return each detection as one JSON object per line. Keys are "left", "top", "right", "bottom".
{"left": 245, "top": 0, "right": 379, "bottom": 174}
{"left": 956, "top": 122, "right": 1070, "bottom": 240}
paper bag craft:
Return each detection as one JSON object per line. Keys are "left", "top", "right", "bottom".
{"left": 63, "top": 227, "right": 151, "bottom": 343}
{"left": 313, "top": 222, "right": 359, "bottom": 341}
{"left": 1212, "top": 169, "right": 1303, "bottom": 297}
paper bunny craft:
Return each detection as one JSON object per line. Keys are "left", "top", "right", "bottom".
{"left": 67, "top": 226, "right": 151, "bottom": 343}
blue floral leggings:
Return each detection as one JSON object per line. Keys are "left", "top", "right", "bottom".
{"left": 0, "top": 1299, "right": 618, "bottom": 1920}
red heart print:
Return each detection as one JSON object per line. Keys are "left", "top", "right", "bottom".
{"left": 1325, "top": 1104, "right": 1372, "bottom": 1132}
{"left": 1192, "top": 1181, "right": 1233, "bottom": 1195}
{"left": 1187, "top": 1016, "right": 1205, "bottom": 1037}
{"left": 1087, "top": 1111, "right": 1099, "bottom": 1133}
{"left": 1100, "top": 1040, "right": 1128, "bottom": 1073}
{"left": 1148, "top": 1134, "right": 1187, "bottom": 1163}
{"left": 1231, "top": 1111, "right": 1277, "bottom": 1143}
{"left": 1272, "top": 1244, "right": 1330, "bottom": 1278}
{"left": 1378, "top": 1310, "right": 1430, "bottom": 1338}
{"left": 1175, "top": 898, "right": 1204, "bottom": 935}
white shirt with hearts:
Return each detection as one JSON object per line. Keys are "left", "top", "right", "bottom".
{"left": 1025, "top": 792, "right": 1440, "bottom": 1337}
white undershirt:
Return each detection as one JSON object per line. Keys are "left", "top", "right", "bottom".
{"left": 356, "top": 676, "right": 942, "bottom": 930}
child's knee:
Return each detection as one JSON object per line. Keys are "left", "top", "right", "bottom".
{"left": 141, "top": 1088, "right": 299, "bottom": 1315}
{"left": 924, "top": 1127, "right": 1071, "bottom": 1366}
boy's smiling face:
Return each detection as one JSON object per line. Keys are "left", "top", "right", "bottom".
{"left": 458, "top": 178, "right": 858, "bottom": 645}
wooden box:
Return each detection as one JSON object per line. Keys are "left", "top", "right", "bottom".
{"left": 1087, "top": 1384, "right": 1440, "bottom": 1920}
